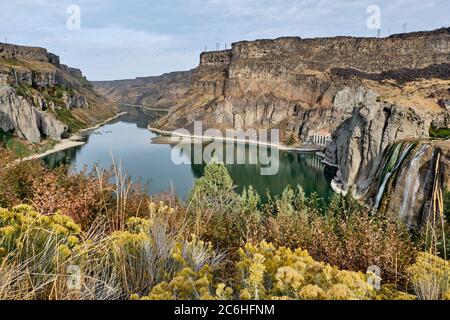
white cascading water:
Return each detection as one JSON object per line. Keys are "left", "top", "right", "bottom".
{"left": 373, "top": 173, "right": 393, "bottom": 212}
{"left": 398, "top": 144, "right": 430, "bottom": 220}
{"left": 373, "top": 143, "right": 416, "bottom": 212}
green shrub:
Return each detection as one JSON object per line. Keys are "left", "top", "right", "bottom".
{"left": 189, "top": 162, "right": 261, "bottom": 252}
{"left": 54, "top": 108, "right": 86, "bottom": 132}
{"left": 430, "top": 125, "right": 450, "bottom": 139}
{"left": 189, "top": 161, "right": 236, "bottom": 209}
{"left": 0, "top": 130, "right": 32, "bottom": 158}
{"left": 263, "top": 187, "right": 416, "bottom": 285}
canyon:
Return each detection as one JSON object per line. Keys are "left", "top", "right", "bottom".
{"left": 94, "top": 28, "right": 450, "bottom": 228}
{"left": 94, "top": 71, "right": 192, "bottom": 110}
{"left": 0, "top": 43, "right": 116, "bottom": 145}
{"left": 1, "top": 30, "right": 448, "bottom": 229}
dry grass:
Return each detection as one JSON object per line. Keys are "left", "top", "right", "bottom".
{"left": 0, "top": 154, "right": 449, "bottom": 300}
{"left": 364, "top": 78, "right": 450, "bottom": 113}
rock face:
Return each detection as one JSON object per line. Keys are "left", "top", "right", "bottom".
{"left": 361, "top": 140, "right": 450, "bottom": 229}
{"left": 93, "top": 71, "right": 193, "bottom": 109}
{"left": 0, "top": 85, "right": 67, "bottom": 143}
{"left": 93, "top": 28, "right": 450, "bottom": 225}
{"left": 0, "top": 43, "right": 60, "bottom": 65}
{"left": 323, "top": 88, "right": 434, "bottom": 194}
{"left": 0, "top": 42, "right": 116, "bottom": 144}
{"left": 151, "top": 28, "right": 450, "bottom": 142}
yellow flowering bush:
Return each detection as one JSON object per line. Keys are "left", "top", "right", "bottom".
{"left": 1, "top": 202, "right": 448, "bottom": 301}
{"left": 102, "top": 201, "right": 224, "bottom": 299}
{"left": 136, "top": 266, "right": 233, "bottom": 300}
{"left": 407, "top": 252, "right": 450, "bottom": 300}
{"left": 134, "top": 240, "right": 416, "bottom": 300}
{"left": 0, "top": 204, "right": 81, "bottom": 262}
{"left": 236, "top": 241, "right": 376, "bottom": 300}
{"left": 0, "top": 205, "right": 83, "bottom": 299}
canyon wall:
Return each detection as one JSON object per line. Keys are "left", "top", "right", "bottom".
{"left": 94, "top": 29, "right": 450, "bottom": 227}
{"left": 360, "top": 140, "right": 450, "bottom": 230}
{"left": 0, "top": 43, "right": 60, "bottom": 65}
{"left": 154, "top": 28, "right": 450, "bottom": 140}
{"left": 0, "top": 42, "right": 116, "bottom": 144}
{"left": 93, "top": 71, "right": 193, "bottom": 109}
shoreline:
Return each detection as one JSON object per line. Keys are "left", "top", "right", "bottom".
{"left": 148, "top": 126, "right": 324, "bottom": 153}
{"left": 16, "top": 112, "right": 127, "bottom": 163}
{"left": 16, "top": 136, "right": 87, "bottom": 163}
{"left": 78, "top": 111, "right": 127, "bottom": 133}
{"left": 120, "top": 103, "right": 169, "bottom": 113}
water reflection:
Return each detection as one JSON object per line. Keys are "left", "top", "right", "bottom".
{"left": 43, "top": 108, "right": 335, "bottom": 202}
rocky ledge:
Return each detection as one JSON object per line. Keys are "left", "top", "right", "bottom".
{"left": 93, "top": 28, "right": 450, "bottom": 226}
{"left": 0, "top": 42, "right": 116, "bottom": 144}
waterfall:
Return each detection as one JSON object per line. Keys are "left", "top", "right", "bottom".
{"left": 398, "top": 144, "right": 430, "bottom": 220}
{"left": 373, "top": 142, "right": 416, "bottom": 212}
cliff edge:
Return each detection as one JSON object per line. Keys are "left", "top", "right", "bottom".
{"left": 93, "top": 28, "right": 450, "bottom": 227}
{"left": 0, "top": 43, "right": 117, "bottom": 145}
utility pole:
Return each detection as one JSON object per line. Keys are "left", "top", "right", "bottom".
{"left": 204, "top": 45, "right": 207, "bottom": 52}
{"left": 216, "top": 42, "right": 220, "bottom": 51}
{"left": 403, "top": 23, "right": 407, "bottom": 33}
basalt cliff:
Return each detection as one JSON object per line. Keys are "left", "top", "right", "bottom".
{"left": 94, "top": 71, "right": 192, "bottom": 109}
{"left": 0, "top": 43, "right": 116, "bottom": 144}
{"left": 95, "top": 28, "right": 450, "bottom": 229}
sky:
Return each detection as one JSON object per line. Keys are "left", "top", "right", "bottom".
{"left": 1, "top": 0, "right": 449, "bottom": 81}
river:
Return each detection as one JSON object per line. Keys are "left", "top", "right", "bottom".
{"left": 43, "top": 107, "right": 335, "bottom": 202}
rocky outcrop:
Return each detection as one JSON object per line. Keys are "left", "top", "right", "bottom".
{"left": 92, "top": 28, "right": 450, "bottom": 225}
{"left": 363, "top": 141, "right": 450, "bottom": 229}
{"left": 0, "top": 42, "right": 116, "bottom": 144}
{"left": 320, "top": 84, "right": 450, "bottom": 230}
{"left": 324, "top": 90, "right": 434, "bottom": 193}
{"left": 0, "top": 43, "right": 60, "bottom": 65}
{"left": 151, "top": 28, "right": 450, "bottom": 144}
{"left": 0, "top": 85, "right": 67, "bottom": 143}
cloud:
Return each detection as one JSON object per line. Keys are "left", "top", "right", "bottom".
{"left": 49, "top": 27, "right": 172, "bottom": 50}
{"left": 1, "top": 0, "right": 449, "bottom": 80}
{"left": 201, "top": 0, "right": 358, "bottom": 21}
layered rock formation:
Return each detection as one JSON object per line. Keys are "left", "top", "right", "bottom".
{"left": 0, "top": 42, "right": 116, "bottom": 144}
{"left": 93, "top": 71, "right": 192, "bottom": 109}
{"left": 149, "top": 28, "right": 449, "bottom": 138}
{"left": 94, "top": 28, "right": 450, "bottom": 227}
{"left": 324, "top": 89, "right": 437, "bottom": 193}
{"left": 362, "top": 141, "right": 450, "bottom": 230}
